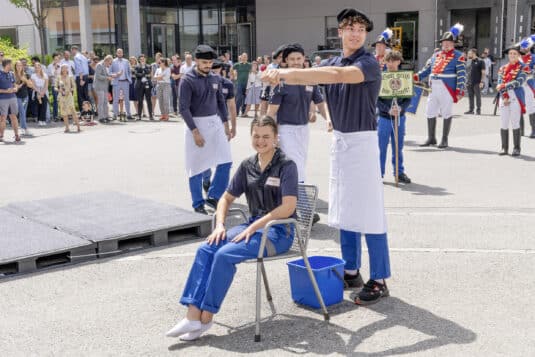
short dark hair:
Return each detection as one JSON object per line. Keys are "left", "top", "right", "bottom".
{"left": 2, "top": 59, "right": 12, "bottom": 67}
{"left": 250, "top": 115, "right": 278, "bottom": 135}
{"left": 385, "top": 50, "right": 403, "bottom": 62}
{"left": 31, "top": 56, "right": 40, "bottom": 63}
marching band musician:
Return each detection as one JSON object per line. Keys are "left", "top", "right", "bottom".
{"left": 414, "top": 23, "right": 466, "bottom": 149}
{"left": 497, "top": 43, "right": 528, "bottom": 156}
{"left": 372, "top": 28, "right": 393, "bottom": 71}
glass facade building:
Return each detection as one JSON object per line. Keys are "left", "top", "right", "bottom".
{"left": 45, "top": 0, "right": 256, "bottom": 60}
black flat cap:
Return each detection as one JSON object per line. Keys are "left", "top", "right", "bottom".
{"left": 337, "top": 8, "right": 373, "bottom": 32}
{"left": 195, "top": 45, "right": 217, "bottom": 60}
{"left": 211, "top": 59, "right": 223, "bottom": 69}
{"left": 273, "top": 44, "right": 288, "bottom": 59}
{"left": 282, "top": 43, "right": 305, "bottom": 61}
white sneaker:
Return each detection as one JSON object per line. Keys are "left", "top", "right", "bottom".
{"left": 165, "top": 318, "right": 201, "bottom": 338}
{"left": 179, "top": 321, "right": 213, "bottom": 341}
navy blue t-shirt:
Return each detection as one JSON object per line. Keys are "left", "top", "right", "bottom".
{"left": 0, "top": 71, "right": 16, "bottom": 100}
{"left": 321, "top": 47, "right": 381, "bottom": 132}
{"left": 179, "top": 69, "right": 228, "bottom": 131}
{"left": 270, "top": 84, "right": 324, "bottom": 125}
{"left": 220, "top": 76, "right": 235, "bottom": 100}
{"left": 227, "top": 149, "right": 298, "bottom": 218}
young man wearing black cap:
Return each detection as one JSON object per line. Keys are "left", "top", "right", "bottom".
{"left": 267, "top": 43, "right": 329, "bottom": 224}
{"left": 260, "top": 44, "right": 287, "bottom": 116}
{"left": 179, "top": 45, "right": 232, "bottom": 214}
{"left": 200, "top": 60, "right": 238, "bottom": 196}
{"left": 414, "top": 24, "right": 466, "bottom": 148}
{"left": 263, "top": 8, "right": 391, "bottom": 305}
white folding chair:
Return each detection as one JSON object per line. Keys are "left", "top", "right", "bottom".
{"left": 211, "top": 184, "right": 329, "bottom": 342}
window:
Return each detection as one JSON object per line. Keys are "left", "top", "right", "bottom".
{"left": 325, "top": 16, "right": 341, "bottom": 49}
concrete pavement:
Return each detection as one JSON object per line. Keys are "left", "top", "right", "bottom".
{"left": 1, "top": 95, "right": 534, "bottom": 356}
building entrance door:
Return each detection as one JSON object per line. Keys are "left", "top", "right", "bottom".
{"left": 237, "top": 23, "right": 252, "bottom": 58}
{"left": 151, "top": 24, "right": 176, "bottom": 57}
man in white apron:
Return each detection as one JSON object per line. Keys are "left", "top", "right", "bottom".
{"left": 179, "top": 45, "right": 232, "bottom": 214}
{"left": 262, "top": 8, "right": 391, "bottom": 305}
{"left": 267, "top": 43, "right": 328, "bottom": 224}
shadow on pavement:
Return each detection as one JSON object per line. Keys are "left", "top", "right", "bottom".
{"left": 383, "top": 182, "right": 452, "bottom": 196}
{"left": 168, "top": 297, "right": 476, "bottom": 355}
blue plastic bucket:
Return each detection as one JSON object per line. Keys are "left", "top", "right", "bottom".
{"left": 287, "top": 256, "right": 345, "bottom": 309}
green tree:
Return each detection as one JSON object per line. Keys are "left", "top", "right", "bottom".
{"left": 8, "top": 0, "right": 60, "bottom": 57}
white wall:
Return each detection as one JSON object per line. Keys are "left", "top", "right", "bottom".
{"left": 1, "top": 0, "right": 41, "bottom": 54}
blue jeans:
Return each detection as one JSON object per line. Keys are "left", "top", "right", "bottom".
{"left": 180, "top": 220, "right": 294, "bottom": 313}
{"left": 17, "top": 97, "right": 29, "bottom": 129}
{"left": 378, "top": 115, "right": 406, "bottom": 177}
{"left": 340, "top": 229, "right": 391, "bottom": 280}
{"left": 51, "top": 88, "right": 58, "bottom": 119}
{"left": 235, "top": 83, "right": 247, "bottom": 115}
{"left": 189, "top": 163, "right": 231, "bottom": 208}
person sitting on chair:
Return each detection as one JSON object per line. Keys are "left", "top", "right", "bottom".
{"left": 166, "top": 115, "right": 298, "bottom": 341}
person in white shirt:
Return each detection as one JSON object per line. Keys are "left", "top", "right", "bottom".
{"left": 244, "top": 61, "right": 262, "bottom": 117}
{"left": 47, "top": 53, "right": 61, "bottom": 120}
{"left": 179, "top": 54, "right": 195, "bottom": 76}
{"left": 59, "top": 51, "right": 75, "bottom": 76}
{"left": 30, "top": 63, "right": 49, "bottom": 126}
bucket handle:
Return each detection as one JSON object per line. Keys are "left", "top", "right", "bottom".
{"left": 331, "top": 268, "right": 348, "bottom": 289}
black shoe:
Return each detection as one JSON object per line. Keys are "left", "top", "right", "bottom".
{"left": 529, "top": 114, "right": 535, "bottom": 138}
{"left": 437, "top": 117, "right": 452, "bottom": 148}
{"left": 312, "top": 213, "right": 320, "bottom": 225}
{"left": 398, "top": 173, "right": 411, "bottom": 184}
{"left": 476, "top": 109, "right": 481, "bottom": 115}
{"left": 194, "top": 205, "right": 208, "bottom": 215}
{"left": 203, "top": 180, "right": 211, "bottom": 194}
{"left": 464, "top": 110, "right": 474, "bottom": 114}
{"left": 512, "top": 128, "right": 521, "bottom": 156}
{"left": 420, "top": 117, "right": 437, "bottom": 146}
{"left": 205, "top": 198, "right": 219, "bottom": 210}
{"left": 354, "top": 279, "right": 389, "bottom": 305}
{"left": 499, "top": 129, "right": 509, "bottom": 155}
{"left": 149, "top": 116, "right": 154, "bottom": 121}
{"left": 344, "top": 271, "right": 364, "bottom": 289}
{"left": 127, "top": 115, "right": 134, "bottom": 120}
{"left": 99, "top": 118, "right": 107, "bottom": 124}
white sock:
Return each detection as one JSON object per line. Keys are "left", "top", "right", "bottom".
{"left": 179, "top": 321, "right": 214, "bottom": 341}
{"left": 165, "top": 318, "right": 201, "bottom": 337}
{"left": 345, "top": 269, "right": 358, "bottom": 275}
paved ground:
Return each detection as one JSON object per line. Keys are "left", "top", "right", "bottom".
{"left": 1, "top": 96, "right": 535, "bottom": 356}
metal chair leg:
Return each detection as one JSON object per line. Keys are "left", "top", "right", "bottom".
{"left": 299, "top": 241, "right": 330, "bottom": 321}
{"left": 260, "top": 262, "right": 272, "bottom": 301}
{"left": 255, "top": 258, "right": 262, "bottom": 342}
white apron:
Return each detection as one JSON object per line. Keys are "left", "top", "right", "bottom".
{"left": 278, "top": 124, "right": 309, "bottom": 182}
{"left": 328, "top": 130, "right": 387, "bottom": 234}
{"left": 184, "top": 115, "right": 232, "bottom": 177}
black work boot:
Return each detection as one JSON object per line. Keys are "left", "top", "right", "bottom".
{"left": 512, "top": 128, "right": 521, "bottom": 156}
{"left": 520, "top": 115, "right": 525, "bottom": 136}
{"left": 420, "top": 117, "right": 437, "bottom": 146}
{"left": 529, "top": 114, "right": 535, "bottom": 138}
{"left": 499, "top": 129, "right": 509, "bottom": 155}
{"left": 438, "top": 117, "right": 452, "bottom": 148}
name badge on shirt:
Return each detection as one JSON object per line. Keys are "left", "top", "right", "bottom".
{"left": 222, "top": 88, "right": 229, "bottom": 94}
{"left": 212, "top": 83, "right": 219, "bottom": 90}
{"left": 305, "top": 85, "right": 313, "bottom": 92}
{"left": 266, "top": 177, "right": 281, "bottom": 187}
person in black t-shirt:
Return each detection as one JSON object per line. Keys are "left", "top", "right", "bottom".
{"left": 465, "top": 48, "right": 485, "bottom": 115}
